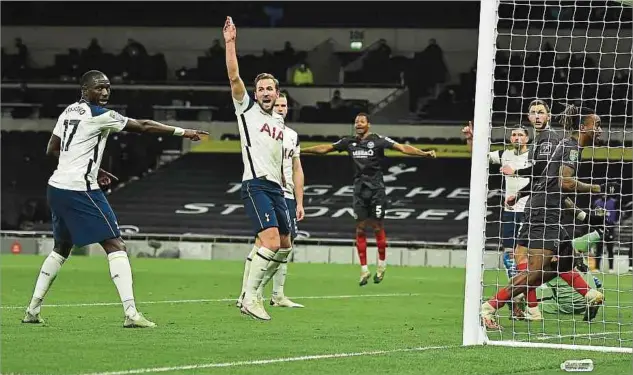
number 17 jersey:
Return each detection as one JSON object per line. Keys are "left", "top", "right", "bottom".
{"left": 48, "top": 101, "right": 129, "bottom": 191}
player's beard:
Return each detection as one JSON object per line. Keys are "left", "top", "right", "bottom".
{"left": 259, "top": 97, "right": 275, "bottom": 114}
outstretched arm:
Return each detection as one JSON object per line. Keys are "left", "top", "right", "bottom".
{"left": 223, "top": 16, "right": 247, "bottom": 102}
{"left": 302, "top": 144, "right": 336, "bottom": 155}
{"left": 124, "top": 118, "right": 207, "bottom": 140}
{"left": 392, "top": 143, "right": 436, "bottom": 158}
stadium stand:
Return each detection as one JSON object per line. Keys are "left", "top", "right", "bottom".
{"left": 1, "top": 2, "right": 631, "bottom": 239}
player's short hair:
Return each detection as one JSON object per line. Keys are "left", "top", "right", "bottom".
{"left": 278, "top": 92, "right": 287, "bottom": 99}
{"left": 355, "top": 112, "right": 370, "bottom": 122}
{"left": 80, "top": 70, "right": 107, "bottom": 89}
{"left": 557, "top": 104, "right": 596, "bottom": 130}
{"left": 254, "top": 73, "right": 279, "bottom": 91}
{"left": 527, "top": 99, "right": 551, "bottom": 114}
{"left": 512, "top": 124, "right": 530, "bottom": 137}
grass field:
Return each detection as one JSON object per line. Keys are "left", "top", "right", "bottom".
{"left": 1, "top": 255, "right": 632, "bottom": 375}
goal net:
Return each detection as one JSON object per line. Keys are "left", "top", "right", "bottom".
{"left": 463, "top": 0, "right": 632, "bottom": 352}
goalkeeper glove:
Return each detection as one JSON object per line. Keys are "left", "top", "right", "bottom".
{"left": 599, "top": 181, "right": 621, "bottom": 195}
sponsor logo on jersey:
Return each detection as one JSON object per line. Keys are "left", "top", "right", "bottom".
{"left": 352, "top": 149, "right": 374, "bottom": 157}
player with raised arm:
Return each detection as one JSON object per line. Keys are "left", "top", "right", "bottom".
{"left": 481, "top": 104, "right": 618, "bottom": 330}
{"left": 303, "top": 113, "right": 436, "bottom": 285}
{"left": 22, "top": 70, "right": 207, "bottom": 328}
{"left": 464, "top": 124, "right": 531, "bottom": 279}
{"left": 238, "top": 93, "right": 306, "bottom": 309}
{"left": 224, "top": 17, "right": 293, "bottom": 321}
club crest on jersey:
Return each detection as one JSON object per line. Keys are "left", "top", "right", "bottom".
{"left": 259, "top": 123, "right": 284, "bottom": 141}
{"left": 367, "top": 141, "right": 375, "bottom": 149}
{"left": 569, "top": 149, "right": 579, "bottom": 162}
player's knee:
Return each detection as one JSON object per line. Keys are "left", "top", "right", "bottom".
{"left": 54, "top": 241, "right": 73, "bottom": 258}
{"left": 258, "top": 228, "right": 281, "bottom": 251}
{"left": 280, "top": 234, "right": 291, "bottom": 249}
{"left": 100, "top": 237, "right": 126, "bottom": 254}
{"left": 356, "top": 221, "right": 367, "bottom": 234}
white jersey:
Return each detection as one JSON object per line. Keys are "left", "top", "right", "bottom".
{"left": 48, "top": 101, "right": 128, "bottom": 191}
{"left": 282, "top": 126, "right": 301, "bottom": 199}
{"left": 489, "top": 148, "right": 530, "bottom": 212}
{"left": 233, "top": 94, "right": 285, "bottom": 187}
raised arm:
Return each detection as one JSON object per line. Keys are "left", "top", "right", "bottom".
{"left": 392, "top": 143, "right": 436, "bottom": 158}
{"left": 302, "top": 144, "right": 336, "bottom": 155}
{"left": 223, "top": 16, "right": 247, "bottom": 102}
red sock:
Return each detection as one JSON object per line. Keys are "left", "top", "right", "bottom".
{"left": 489, "top": 288, "right": 511, "bottom": 310}
{"left": 356, "top": 232, "right": 367, "bottom": 266}
{"left": 375, "top": 229, "right": 387, "bottom": 261}
{"left": 560, "top": 270, "right": 589, "bottom": 296}
{"left": 517, "top": 261, "right": 528, "bottom": 272}
{"left": 527, "top": 287, "right": 538, "bottom": 308}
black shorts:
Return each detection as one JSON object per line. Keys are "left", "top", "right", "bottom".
{"left": 516, "top": 207, "right": 571, "bottom": 253}
{"left": 353, "top": 184, "right": 387, "bottom": 221}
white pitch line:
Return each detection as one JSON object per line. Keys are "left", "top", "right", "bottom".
{"left": 79, "top": 345, "right": 453, "bottom": 375}
{"left": 536, "top": 330, "right": 633, "bottom": 341}
{"left": 1, "top": 293, "right": 420, "bottom": 310}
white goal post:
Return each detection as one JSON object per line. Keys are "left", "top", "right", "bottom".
{"left": 463, "top": 0, "right": 632, "bottom": 353}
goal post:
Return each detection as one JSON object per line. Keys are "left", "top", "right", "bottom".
{"left": 462, "top": 0, "right": 498, "bottom": 347}
{"left": 463, "top": 0, "right": 633, "bottom": 354}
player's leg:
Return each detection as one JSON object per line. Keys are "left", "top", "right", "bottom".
{"left": 84, "top": 189, "right": 155, "bottom": 328}
{"left": 605, "top": 228, "right": 615, "bottom": 272}
{"left": 504, "top": 211, "right": 526, "bottom": 319}
{"left": 353, "top": 188, "right": 371, "bottom": 285}
{"left": 23, "top": 185, "right": 75, "bottom": 323}
{"left": 594, "top": 241, "right": 604, "bottom": 271}
{"left": 270, "top": 198, "right": 304, "bottom": 308}
{"left": 237, "top": 236, "right": 259, "bottom": 308}
{"left": 239, "top": 181, "right": 284, "bottom": 320}
{"left": 370, "top": 189, "right": 388, "bottom": 284}
{"left": 100, "top": 237, "right": 155, "bottom": 328}
{"left": 481, "top": 247, "right": 556, "bottom": 329}
{"left": 257, "top": 195, "right": 293, "bottom": 295}
{"left": 501, "top": 211, "right": 519, "bottom": 279}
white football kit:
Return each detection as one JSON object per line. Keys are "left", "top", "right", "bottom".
{"left": 49, "top": 101, "right": 129, "bottom": 191}
{"left": 233, "top": 94, "right": 285, "bottom": 187}
{"left": 489, "top": 149, "right": 531, "bottom": 212}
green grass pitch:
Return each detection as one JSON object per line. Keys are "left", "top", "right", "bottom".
{"left": 1, "top": 255, "right": 631, "bottom": 374}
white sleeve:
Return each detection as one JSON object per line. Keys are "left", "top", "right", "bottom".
{"left": 52, "top": 117, "right": 64, "bottom": 138}
{"left": 232, "top": 92, "right": 252, "bottom": 113}
{"left": 294, "top": 143, "right": 301, "bottom": 158}
{"left": 93, "top": 110, "right": 129, "bottom": 132}
{"left": 488, "top": 150, "right": 501, "bottom": 165}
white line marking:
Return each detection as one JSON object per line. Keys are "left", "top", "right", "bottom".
{"left": 535, "top": 330, "right": 633, "bottom": 341}
{"left": 1, "top": 293, "right": 419, "bottom": 310}
{"left": 79, "top": 345, "right": 452, "bottom": 375}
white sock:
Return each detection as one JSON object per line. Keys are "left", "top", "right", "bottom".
{"left": 240, "top": 245, "right": 258, "bottom": 300}
{"left": 272, "top": 262, "right": 289, "bottom": 298}
{"left": 361, "top": 265, "right": 369, "bottom": 273}
{"left": 260, "top": 248, "right": 292, "bottom": 293}
{"left": 107, "top": 251, "right": 138, "bottom": 319}
{"left": 378, "top": 259, "right": 386, "bottom": 268}
{"left": 28, "top": 251, "right": 66, "bottom": 314}
{"left": 245, "top": 247, "right": 275, "bottom": 301}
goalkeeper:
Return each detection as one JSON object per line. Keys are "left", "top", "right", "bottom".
{"left": 537, "top": 241, "right": 604, "bottom": 322}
